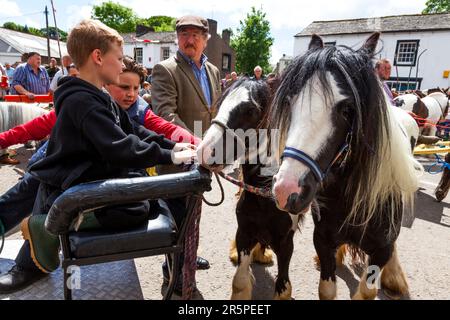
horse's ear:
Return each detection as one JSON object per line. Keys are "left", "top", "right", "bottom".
{"left": 359, "top": 32, "right": 380, "bottom": 56}
{"left": 308, "top": 34, "right": 324, "bottom": 50}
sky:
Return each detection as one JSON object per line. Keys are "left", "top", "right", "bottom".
{"left": 0, "top": 0, "right": 429, "bottom": 64}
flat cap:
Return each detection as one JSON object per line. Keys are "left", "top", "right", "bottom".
{"left": 176, "top": 15, "right": 209, "bottom": 32}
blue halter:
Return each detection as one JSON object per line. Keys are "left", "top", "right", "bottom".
{"left": 281, "top": 135, "right": 351, "bottom": 183}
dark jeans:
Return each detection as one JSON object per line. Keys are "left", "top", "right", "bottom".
{"left": 0, "top": 141, "right": 48, "bottom": 233}
{"left": 0, "top": 173, "right": 40, "bottom": 233}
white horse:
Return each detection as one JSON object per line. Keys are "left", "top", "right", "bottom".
{"left": 0, "top": 102, "right": 49, "bottom": 133}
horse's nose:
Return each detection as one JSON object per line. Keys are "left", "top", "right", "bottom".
{"left": 272, "top": 174, "right": 301, "bottom": 211}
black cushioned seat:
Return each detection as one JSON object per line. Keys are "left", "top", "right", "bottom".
{"left": 45, "top": 167, "right": 212, "bottom": 300}
{"left": 69, "top": 200, "right": 177, "bottom": 258}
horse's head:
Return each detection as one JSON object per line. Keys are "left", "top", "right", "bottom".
{"left": 270, "top": 32, "right": 395, "bottom": 214}
{"left": 199, "top": 77, "right": 276, "bottom": 171}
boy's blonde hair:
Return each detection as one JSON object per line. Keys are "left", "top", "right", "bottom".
{"left": 67, "top": 19, "right": 123, "bottom": 68}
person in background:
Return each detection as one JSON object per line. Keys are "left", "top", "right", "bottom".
{"left": 375, "top": 58, "right": 395, "bottom": 106}
{"left": 139, "top": 81, "right": 151, "bottom": 96}
{"left": 45, "top": 58, "right": 60, "bottom": 82}
{"left": 5, "top": 63, "right": 15, "bottom": 87}
{"left": 251, "top": 65, "right": 266, "bottom": 80}
{"left": 225, "top": 71, "right": 238, "bottom": 89}
{"left": 11, "top": 52, "right": 50, "bottom": 99}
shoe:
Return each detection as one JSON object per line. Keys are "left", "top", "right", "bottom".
{"left": 20, "top": 215, "right": 60, "bottom": 273}
{"left": 0, "top": 264, "right": 47, "bottom": 294}
{"left": 0, "top": 154, "right": 19, "bottom": 165}
{"left": 196, "top": 256, "right": 210, "bottom": 270}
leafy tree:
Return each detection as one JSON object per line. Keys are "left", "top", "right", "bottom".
{"left": 137, "top": 15, "right": 176, "bottom": 31}
{"left": 422, "top": 0, "right": 450, "bottom": 13}
{"left": 91, "top": 1, "right": 137, "bottom": 33}
{"left": 3, "top": 22, "right": 21, "bottom": 31}
{"left": 231, "top": 7, "right": 274, "bottom": 75}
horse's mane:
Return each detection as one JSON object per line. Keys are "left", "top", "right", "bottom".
{"left": 270, "top": 44, "right": 422, "bottom": 237}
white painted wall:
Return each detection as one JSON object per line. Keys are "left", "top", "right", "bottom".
{"left": 123, "top": 42, "right": 178, "bottom": 69}
{"left": 294, "top": 30, "right": 450, "bottom": 89}
{"left": 0, "top": 53, "right": 22, "bottom": 65}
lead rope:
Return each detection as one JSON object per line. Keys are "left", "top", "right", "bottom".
{"left": 182, "top": 169, "right": 272, "bottom": 299}
{"left": 182, "top": 195, "right": 202, "bottom": 299}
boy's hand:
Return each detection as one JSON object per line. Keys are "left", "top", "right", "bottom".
{"left": 173, "top": 142, "right": 196, "bottom": 152}
{"left": 171, "top": 149, "right": 198, "bottom": 165}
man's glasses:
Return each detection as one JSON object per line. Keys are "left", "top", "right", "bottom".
{"left": 178, "top": 31, "right": 205, "bottom": 40}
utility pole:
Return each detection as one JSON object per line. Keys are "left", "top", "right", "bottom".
{"left": 45, "top": 6, "right": 51, "bottom": 62}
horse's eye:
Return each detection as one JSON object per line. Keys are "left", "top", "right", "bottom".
{"left": 337, "top": 101, "right": 352, "bottom": 119}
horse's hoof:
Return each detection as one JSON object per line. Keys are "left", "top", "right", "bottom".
{"left": 229, "top": 241, "right": 238, "bottom": 265}
{"left": 252, "top": 245, "right": 273, "bottom": 264}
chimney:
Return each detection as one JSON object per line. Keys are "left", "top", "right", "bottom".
{"left": 207, "top": 19, "right": 217, "bottom": 36}
{"left": 136, "top": 24, "right": 154, "bottom": 37}
{"left": 222, "top": 29, "right": 231, "bottom": 44}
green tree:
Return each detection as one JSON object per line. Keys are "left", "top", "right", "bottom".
{"left": 91, "top": 1, "right": 137, "bottom": 33}
{"left": 3, "top": 22, "right": 45, "bottom": 37}
{"left": 137, "top": 15, "right": 176, "bottom": 31}
{"left": 3, "top": 22, "right": 21, "bottom": 31}
{"left": 40, "top": 27, "right": 68, "bottom": 41}
{"left": 422, "top": 0, "right": 450, "bottom": 13}
{"left": 231, "top": 7, "right": 274, "bottom": 75}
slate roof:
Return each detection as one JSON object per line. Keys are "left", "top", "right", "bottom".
{"left": 122, "top": 31, "right": 176, "bottom": 44}
{"left": 295, "top": 13, "right": 450, "bottom": 37}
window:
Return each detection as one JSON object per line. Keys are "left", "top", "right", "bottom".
{"left": 222, "top": 54, "right": 231, "bottom": 71}
{"left": 394, "top": 40, "right": 419, "bottom": 66}
{"left": 386, "top": 77, "right": 422, "bottom": 92}
{"left": 161, "top": 47, "right": 170, "bottom": 61}
{"left": 134, "top": 47, "right": 143, "bottom": 64}
{"left": 324, "top": 41, "right": 336, "bottom": 47}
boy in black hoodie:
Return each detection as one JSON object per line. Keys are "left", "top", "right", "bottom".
{"left": 0, "top": 19, "right": 197, "bottom": 293}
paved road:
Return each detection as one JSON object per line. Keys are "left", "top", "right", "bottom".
{"left": 0, "top": 146, "right": 449, "bottom": 300}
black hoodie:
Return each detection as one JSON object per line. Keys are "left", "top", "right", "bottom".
{"left": 29, "top": 76, "right": 175, "bottom": 190}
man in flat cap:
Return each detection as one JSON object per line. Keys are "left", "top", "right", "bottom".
{"left": 151, "top": 15, "right": 221, "bottom": 295}
{"left": 152, "top": 15, "right": 221, "bottom": 134}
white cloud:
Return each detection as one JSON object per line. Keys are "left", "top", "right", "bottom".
{"left": 65, "top": 5, "right": 94, "bottom": 32}
{"left": 0, "top": 0, "right": 22, "bottom": 18}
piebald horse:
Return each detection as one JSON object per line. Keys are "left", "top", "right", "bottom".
{"left": 271, "top": 32, "right": 423, "bottom": 300}
{"left": 199, "top": 77, "right": 300, "bottom": 300}
{"left": 395, "top": 89, "right": 449, "bottom": 136}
